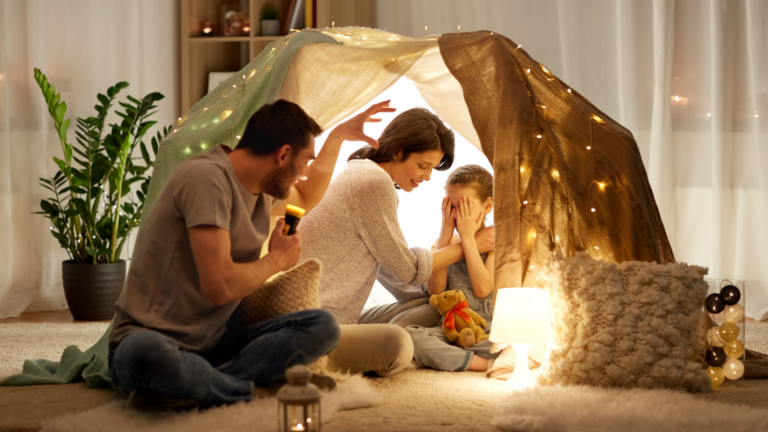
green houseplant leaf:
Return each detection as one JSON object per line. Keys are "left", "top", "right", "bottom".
{"left": 32, "top": 68, "right": 171, "bottom": 265}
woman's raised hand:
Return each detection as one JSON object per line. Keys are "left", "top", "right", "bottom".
{"left": 329, "top": 100, "right": 396, "bottom": 148}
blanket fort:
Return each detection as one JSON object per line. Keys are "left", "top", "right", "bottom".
{"left": 145, "top": 27, "right": 674, "bottom": 292}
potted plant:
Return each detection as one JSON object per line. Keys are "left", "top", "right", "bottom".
{"left": 33, "top": 68, "right": 170, "bottom": 321}
{"left": 261, "top": 4, "right": 280, "bottom": 36}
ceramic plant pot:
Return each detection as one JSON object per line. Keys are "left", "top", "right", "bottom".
{"left": 62, "top": 260, "right": 126, "bottom": 321}
{"left": 261, "top": 19, "right": 280, "bottom": 36}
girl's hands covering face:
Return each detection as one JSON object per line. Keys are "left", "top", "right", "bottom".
{"left": 455, "top": 196, "right": 484, "bottom": 240}
{"left": 439, "top": 197, "right": 456, "bottom": 243}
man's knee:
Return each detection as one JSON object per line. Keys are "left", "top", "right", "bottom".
{"left": 298, "top": 309, "right": 340, "bottom": 354}
{"left": 114, "top": 331, "right": 178, "bottom": 370}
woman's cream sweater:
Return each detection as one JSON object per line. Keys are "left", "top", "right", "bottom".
{"left": 299, "top": 159, "right": 433, "bottom": 324}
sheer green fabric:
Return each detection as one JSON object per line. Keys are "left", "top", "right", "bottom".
{"left": 143, "top": 31, "right": 339, "bottom": 221}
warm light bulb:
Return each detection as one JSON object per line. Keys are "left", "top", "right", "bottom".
{"left": 591, "top": 208, "right": 596, "bottom": 212}
{"left": 236, "top": 135, "right": 242, "bottom": 139}
{"left": 536, "top": 134, "right": 542, "bottom": 139}
{"left": 586, "top": 146, "right": 592, "bottom": 150}
{"left": 555, "top": 236, "right": 559, "bottom": 241}
{"left": 232, "top": 84, "right": 237, "bottom": 88}
{"left": 177, "top": 117, "right": 182, "bottom": 122}
{"left": 598, "top": 182, "right": 605, "bottom": 190}
{"left": 567, "top": 88, "right": 572, "bottom": 94}
{"left": 527, "top": 68, "right": 531, "bottom": 73}
{"left": 173, "top": 129, "right": 178, "bottom": 132}
{"left": 523, "top": 200, "right": 528, "bottom": 205}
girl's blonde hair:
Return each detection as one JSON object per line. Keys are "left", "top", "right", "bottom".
{"left": 445, "top": 164, "right": 493, "bottom": 201}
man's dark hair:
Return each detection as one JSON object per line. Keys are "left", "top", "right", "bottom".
{"left": 237, "top": 100, "right": 323, "bottom": 155}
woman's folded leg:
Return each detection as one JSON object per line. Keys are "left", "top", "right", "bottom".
{"left": 326, "top": 324, "right": 414, "bottom": 377}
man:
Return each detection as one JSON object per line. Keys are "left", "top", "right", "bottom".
{"left": 108, "top": 99, "right": 394, "bottom": 409}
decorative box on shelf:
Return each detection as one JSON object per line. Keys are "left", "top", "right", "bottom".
{"left": 704, "top": 279, "right": 746, "bottom": 388}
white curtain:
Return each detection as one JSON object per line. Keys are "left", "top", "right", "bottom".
{"left": 0, "top": 0, "right": 179, "bottom": 318}
{"left": 377, "top": 0, "right": 768, "bottom": 319}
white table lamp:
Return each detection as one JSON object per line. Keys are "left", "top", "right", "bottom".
{"left": 490, "top": 288, "right": 553, "bottom": 389}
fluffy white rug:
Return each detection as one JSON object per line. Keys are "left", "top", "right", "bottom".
{"left": 495, "top": 384, "right": 768, "bottom": 432}
{"left": 41, "top": 374, "right": 380, "bottom": 432}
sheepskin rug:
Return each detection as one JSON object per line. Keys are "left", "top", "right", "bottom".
{"left": 40, "top": 373, "right": 380, "bottom": 432}
{"left": 494, "top": 384, "right": 768, "bottom": 432}
{"left": 539, "top": 253, "right": 711, "bottom": 391}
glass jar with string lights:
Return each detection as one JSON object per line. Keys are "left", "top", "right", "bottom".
{"left": 704, "top": 279, "right": 746, "bottom": 388}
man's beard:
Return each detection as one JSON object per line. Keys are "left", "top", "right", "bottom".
{"left": 259, "top": 162, "right": 296, "bottom": 199}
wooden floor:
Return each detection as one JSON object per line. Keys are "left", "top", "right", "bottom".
{"left": 0, "top": 310, "right": 110, "bottom": 324}
{"left": 1, "top": 309, "right": 766, "bottom": 324}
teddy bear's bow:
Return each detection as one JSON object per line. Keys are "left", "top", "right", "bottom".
{"left": 444, "top": 300, "right": 471, "bottom": 330}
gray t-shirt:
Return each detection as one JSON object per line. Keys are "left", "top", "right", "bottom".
{"left": 110, "top": 144, "right": 277, "bottom": 352}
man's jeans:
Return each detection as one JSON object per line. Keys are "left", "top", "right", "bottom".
{"left": 109, "top": 309, "right": 340, "bottom": 405}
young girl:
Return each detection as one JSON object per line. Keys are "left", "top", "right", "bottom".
{"left": 405, "top": 164, "right": 498, "bottom": 372}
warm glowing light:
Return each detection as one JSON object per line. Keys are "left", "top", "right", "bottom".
{"left": 526, "top": 68, "right": 531, "bottom": 73}
{"left": 598, "top": 182, "right": 606, "bottom": 190}
{"left": 272, "top": 48, "right": 276, "bottom": 52}
{"left": 586, "top": 146, "right": 592, "bottom": 150}
{"left": 177, "top": 117, "right": 182, "bottom": 122}
{"left": 530, "top": 265, "right": 534, "bottom": 269}
{"left": 567, "top": 88, "right": 572, "bottom": 94}
{"left": 552, "top": 170, "right": 559, "bottom": 179}
{"left": 555, "top": 236, "right": 559, "bottom": 241}
{"left": 707, "top": 113, "right": 711, "bottom": 117}
{"left": 591, "top": 208, "right": 596, "bottom": 212}
{"left": 536, "top": 134, "right": 542, "bottom": 139}
{"left": 595, "top": 246, "right": 600, "bottom": 250}
{"left": 203, "top": 107, "right": 208, "bottom": 111}
{"left": 520, "top": 167, "right": 525, "bottom": 173}
{"left": 517, "top": 44, "right": 522, "bottom": 49}
{"left": 523, "top": 200, "right": 528, "bottom": 205}
{"left": 674, "top": 96, "right": 680, "bottom": 102}
{"left": 457, "top": 25, "right": 461, "bottom": 34}
{"left": 232, "top": 85, "right": 237, "bottom": 88}
{"left": 592, "top": 115, "right": 603, "bottom": 123}
{"left": 236, "top": 135, "right": 242, "bottom": 139}
{"left": 173, "top": 129, "right": 178, "bottom": 133}
{"left": 221, "top": 109, "right": 233, "bottom": 120}
{"left": 332, "top": 21, "right": 335, "bottom": 28}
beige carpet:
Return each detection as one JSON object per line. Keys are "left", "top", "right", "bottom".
{"left": 1, "top": 323, "right": 768, "bottom": 431}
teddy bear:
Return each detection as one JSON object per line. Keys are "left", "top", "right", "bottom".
{"left": 430, "top": 289, "right": 489, "bottom": 348}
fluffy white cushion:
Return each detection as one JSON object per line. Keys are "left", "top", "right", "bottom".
{"left": 537, "top": 253, "right": 711, "bottom": 392}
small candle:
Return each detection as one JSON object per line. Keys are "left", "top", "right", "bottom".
{"left": 290, "top": 424, "right": 305, "bottom": 432}
{"left": 242, "top": 21, "right": 250, "bottom": 35}
{"left": 202, "top": 21, "right": 214, "bottom": 37}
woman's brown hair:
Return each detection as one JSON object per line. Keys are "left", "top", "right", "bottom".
{"left": 348, "top": 108, "right": 454, "bottom": 170}
{"left": 445, "top": 164, "right": 493, "bottom": 201}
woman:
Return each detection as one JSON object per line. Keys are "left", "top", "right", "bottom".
{"left": 299, "top": 107, "right": 494, "bottom": 376}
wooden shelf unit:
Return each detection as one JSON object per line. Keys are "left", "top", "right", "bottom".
{"left": 180, "top": 0, "right": 375, "bottom": 114}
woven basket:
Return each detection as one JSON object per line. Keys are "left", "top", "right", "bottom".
{"left": 231, "top": 258, "right": 328, "bottom": 373}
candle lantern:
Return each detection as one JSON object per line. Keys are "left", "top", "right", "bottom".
{"left": 277, "top": 365, "right": 321, "bottom": 432}
{"left": 704, "top": 279, "right": 746, "bottom": 388}
{"left": 202, "top": 21, "right": 214, "bottom": 37}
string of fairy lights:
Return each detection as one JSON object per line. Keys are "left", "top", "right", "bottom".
{"left": 167, "top": 26, "right": 632, "bottom": 281}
